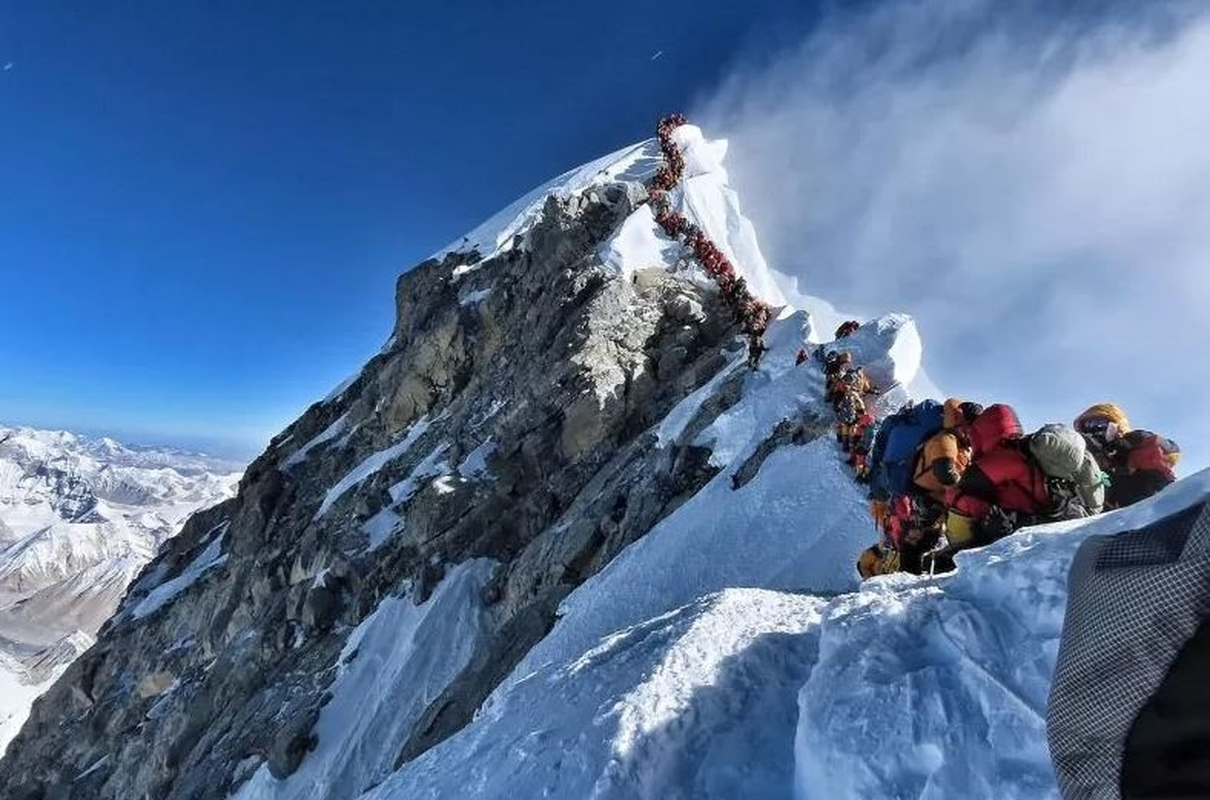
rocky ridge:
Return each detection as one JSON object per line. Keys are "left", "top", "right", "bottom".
{"left": 0, "top": 129, "right": 801, "bottom": 799}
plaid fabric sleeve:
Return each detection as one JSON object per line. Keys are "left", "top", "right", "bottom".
{"left": 1046, "top": 502, "right": 1209, "bottom": 800}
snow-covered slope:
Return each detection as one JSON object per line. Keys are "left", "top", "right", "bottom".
{"left": 499, "top": 311, "right": 917, "bottom": 696}
{"left": 0, "top": 425, "right": 241, "bottom": 755}
{"left": 356, "top": 471, "right": 1210, "bottom": 800}
{"left": 363, "top": 589, "right": 826, "bottom": 800}
{"left": 440, "top": 125, "right": 786, "bottom": 309}
{"left": 1, "top": 121, "right": 1190, "bottom": 800}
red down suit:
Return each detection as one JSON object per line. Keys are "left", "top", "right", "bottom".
{"left": 946, "top": 404, "right": 1048, "bottom": 522}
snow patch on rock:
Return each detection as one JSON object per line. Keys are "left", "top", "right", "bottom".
{"left": 456, "top": 441, "right": 496, "bottom": 480}
{"left": 131, "top": 532, "right": 227, "bottom": 620}
{"left": 282, "top": 414, "right": 349, "bottom": 470}
{"left": 315, "top": 416, "right": 434, "bottom": 519}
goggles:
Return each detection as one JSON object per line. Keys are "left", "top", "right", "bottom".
{"left": 1077, "top": 416, "right": 1113, "bottom": 436}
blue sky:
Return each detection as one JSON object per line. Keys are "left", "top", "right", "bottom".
{"left": 1, "top": 1, "right": 1205, "bottom": 469}
{"left": 0, "top": 1, "right": 818, "bottom": 456}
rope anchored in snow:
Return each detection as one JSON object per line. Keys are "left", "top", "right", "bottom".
{"left": 646, "top": 115, "right": 773, "bottom": 339}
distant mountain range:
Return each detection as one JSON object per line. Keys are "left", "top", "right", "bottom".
{"left": 0, "top": 424, "right": 241, "bottom": 754}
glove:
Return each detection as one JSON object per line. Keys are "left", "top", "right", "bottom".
{"left": 980, "top": 506, "right": 1018, "bottom": 542}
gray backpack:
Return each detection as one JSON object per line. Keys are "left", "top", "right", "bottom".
{"left": 1029, "top": 424, "right": 1106, "bottom": 517}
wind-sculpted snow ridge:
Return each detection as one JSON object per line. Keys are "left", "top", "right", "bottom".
{"left": 360, "top": 589, "right": 826, "bottom": 800}
{"left": 430, "top": 141, "right": 660, "bottom": 267}
{"left": 357, "top": 472, "right": 1209, "bottom": 800}
{"left": 0, "top": 112, "right": 1157, "bottom": 800}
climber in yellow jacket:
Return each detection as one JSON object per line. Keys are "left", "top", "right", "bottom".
{"left": 910, "top": 399, "right": 984, "bottom": 503}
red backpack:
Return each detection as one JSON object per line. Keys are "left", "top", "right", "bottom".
{"left": 966, "top": 404, "right": 1023, "bottom": 457}
{"left": 1122, "top": 431, "right": 1180, "bottom": 480}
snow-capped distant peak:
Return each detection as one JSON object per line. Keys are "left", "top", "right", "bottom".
{"left": 0, "top": 424, "right": 242, "bottom": 755}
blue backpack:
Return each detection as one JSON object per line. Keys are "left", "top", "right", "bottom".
{"left": 869, "top": 400, "right": 945, "bottom": 501}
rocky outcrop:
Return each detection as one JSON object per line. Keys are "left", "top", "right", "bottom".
{"left": 0, "top": 174, "right": 772, "bottom": 799}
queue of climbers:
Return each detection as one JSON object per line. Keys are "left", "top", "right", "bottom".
{"left": 643, "top": 113, "right": 1184, "bottom": 580}
{"left": 813, "top": 326, "right": 1183, "bottom": 579}
{"left": 646, "top": 114, "right": 773, "bottom": 366}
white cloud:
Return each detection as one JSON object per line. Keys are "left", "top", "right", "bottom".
{"left": 696, "top": 1, "right": 1210, "bottom": 470}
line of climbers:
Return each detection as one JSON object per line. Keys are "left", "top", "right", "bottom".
{"left": 645, "top": 114, "right": 773, "bottom": 362}
{"left": 811, "top": 321, "right": 1183, "bottom": 579}
{"left": 644, "top": 113, "right": 1183, "bottom": 577}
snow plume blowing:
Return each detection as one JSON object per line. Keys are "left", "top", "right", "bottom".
{"left": 696, "top": 2, "right": 1210, "bottom": 469}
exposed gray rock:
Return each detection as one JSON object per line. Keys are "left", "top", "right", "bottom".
{"left": 731, "top": 414, "right": 833, "bottom": 490}
{"left": 0, "top": 177, "right": 774, "bottom": 800}
{"left": 267, "top": 704, "right": 320, "bottom": 779}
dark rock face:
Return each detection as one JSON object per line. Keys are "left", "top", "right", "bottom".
{"left": 0, "top": 180, "right": 757, "bottom": 799}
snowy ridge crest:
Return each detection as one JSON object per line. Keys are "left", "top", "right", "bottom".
{"left": 3, "top": 118, "right": 1199, "bottom": 800}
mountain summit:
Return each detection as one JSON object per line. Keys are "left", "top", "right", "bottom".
{"left": 1, "top": 121, "right": 1203, "bottom": 800}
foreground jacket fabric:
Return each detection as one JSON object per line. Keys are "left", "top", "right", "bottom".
{"left": 1047, "top": 501, "right": 1210, "bottom": 800}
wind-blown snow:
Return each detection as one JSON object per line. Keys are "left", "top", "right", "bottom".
{"left": 232, "top": 559, "right": 495, "bottom": 800}
{"left": 131, "top": 532, "right": 227, "bottom": 620}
